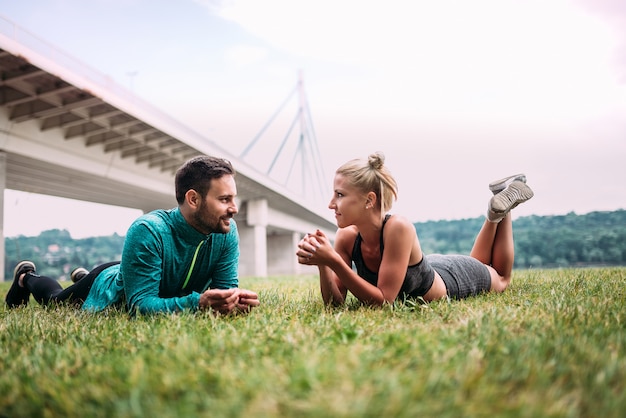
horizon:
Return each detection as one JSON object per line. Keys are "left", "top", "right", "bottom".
{"left": 5, "top": 190, "right": 622, "bottom": 240}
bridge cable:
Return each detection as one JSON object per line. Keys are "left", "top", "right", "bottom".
{"left": 239, "top": 86, "right": 297, "bottom": 159}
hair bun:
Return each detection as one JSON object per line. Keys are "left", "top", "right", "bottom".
{"left": 368, "top": 152, "right": 385, "bottom": 170}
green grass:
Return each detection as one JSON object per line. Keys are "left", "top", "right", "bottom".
{"left": 1, "top": 268, "right": 625, "bottom": 418}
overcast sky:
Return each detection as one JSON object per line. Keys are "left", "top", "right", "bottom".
{"left": 2, "top": 0, "right": 625, "bottom": 238}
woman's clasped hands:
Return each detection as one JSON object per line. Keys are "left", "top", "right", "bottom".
{"left": 297, "top": 229, "right": 329, "bottom": 265}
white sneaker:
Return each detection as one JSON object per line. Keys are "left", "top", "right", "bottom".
{"left": 489, "top": 173, "right": 526, "bottom": 195}
{"left": 487, "top": 181, "right": 534, "bottom": 222}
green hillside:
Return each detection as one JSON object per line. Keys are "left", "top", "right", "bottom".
{"left": 415, "top": 209, "right": 626, "bottom": 268}
{"left": 4, "top": 210, "right": 625, "bottom": 280}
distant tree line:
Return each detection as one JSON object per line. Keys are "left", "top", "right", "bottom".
{"left": 415, "top": 210, "right": 626, "bottom": 268}
{"left": 4, "top": 230, "right": 125, "bottom": 281}
{"left": 4, "top": 210, "right": 626, "bottom": 280}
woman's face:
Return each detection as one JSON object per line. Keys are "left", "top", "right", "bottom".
{"left": 328, "top": 173, "right": 368, "bottom": 228}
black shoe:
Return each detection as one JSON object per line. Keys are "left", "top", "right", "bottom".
{"left": 70, "top": 267, "right": 89, "bottom": 283}
{"left": 5, "top": 261, "right": 36, "bottom": 308}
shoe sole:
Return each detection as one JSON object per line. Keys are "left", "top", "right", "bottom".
{"left": 71, "top": 267, "right": 89, "bottom": 283}
{"left": 489, "top": 173, "right": 526, "bottom": 194}
{"left": 490, "top": 181, "right": 534, "bottom": 213}
{"left": 14, "top": 260, "right": 36, "bottom": 279}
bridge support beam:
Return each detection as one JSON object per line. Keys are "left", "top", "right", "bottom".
{"left": 238, "top": 198, "right": 316, "bottom": 277}
{"left": 0, "top": 151, "right": 5, "bottom": 281}
{"left": 266, "top": 231, "right": 301, "bottom": 276}
{"left": 239, "top": 198, "right": 268, "bottom": 277}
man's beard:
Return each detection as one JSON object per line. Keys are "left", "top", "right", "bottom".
{"left": 194, "top": 203, "right": 230, "bottom": 235}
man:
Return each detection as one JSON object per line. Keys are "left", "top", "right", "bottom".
{"left": 5, "top": 155, "right": 260, "bottom": 315}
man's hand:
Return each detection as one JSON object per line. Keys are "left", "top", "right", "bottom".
{"left": 235, "top": 289, "right": 260, "bottom": 313}
{"left": 199, "top": 288, "right": 259, "bottom": 315}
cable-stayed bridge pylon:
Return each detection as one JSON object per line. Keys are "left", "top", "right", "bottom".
{"left": 239, "top": 71, "right": 328, "bottom": 206}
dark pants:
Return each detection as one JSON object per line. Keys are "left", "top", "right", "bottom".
{"left": 24, "top": 262, "right": 120, "bottom": 307}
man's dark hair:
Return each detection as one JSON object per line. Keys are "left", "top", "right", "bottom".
{"left": 175, "top": 155, "right": 235, "bottom": 204}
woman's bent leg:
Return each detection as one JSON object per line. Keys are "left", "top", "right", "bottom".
{"left": 490, "top": 214, "right": 514, "bottom": 283}
{"left": 470, "top": 215, "right": 514, "bottom": 291}
{"left": 470, "top": 220, "right": 498, "bottom": 265}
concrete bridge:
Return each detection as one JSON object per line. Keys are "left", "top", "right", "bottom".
{"left": 0, "top": 17, "right": 336, "bottom": 280}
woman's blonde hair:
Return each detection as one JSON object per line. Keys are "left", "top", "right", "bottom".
{"left": 336, "top": 151, "right": 398, "bottom": 219}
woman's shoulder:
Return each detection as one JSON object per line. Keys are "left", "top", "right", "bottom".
{"left": 385, "top": 213, "right": 414, "bottom": 231}
{"left": 383, "top": 214, "right": 417, "bottom": 246}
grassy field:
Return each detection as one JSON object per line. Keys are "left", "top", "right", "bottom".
{"left": 1, "top": 267, "right": 625, "bottom": 418}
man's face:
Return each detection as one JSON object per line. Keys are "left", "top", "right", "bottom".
{"left": 191, "top": 175, "right": 238, "bottom": 235}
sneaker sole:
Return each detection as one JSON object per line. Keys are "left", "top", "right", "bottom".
{"left": 71, "top": 267, "right": 89, "bottom": 283}
{"left": 14, "top": 260, "right": 36, "bottom": 279}
{"left": 490, "top": 181, "right": 534, "bottom": 213}
{"left": 489, "top": 173, "right": 526, "bottom": 194}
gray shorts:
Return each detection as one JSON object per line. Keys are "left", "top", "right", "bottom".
{"left": 426, "top": 254, "right": 491, "bottom": 300}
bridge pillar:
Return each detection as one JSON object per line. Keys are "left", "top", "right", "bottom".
{"left": 0, "top": 151, "right": 5, "bottom": 280}
{"left": 239, "top": 198, "right": 268, "bottom": 278}
{"left": 266, "top": 231, "right": 302, "bottom": 276}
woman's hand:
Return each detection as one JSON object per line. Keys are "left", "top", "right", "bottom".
{"left": 297, "top": 230, "right": 328, "bottom": 265}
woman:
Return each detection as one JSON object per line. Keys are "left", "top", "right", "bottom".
{"left": 296, "top": 152, "right": 534, "bottom": 306}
